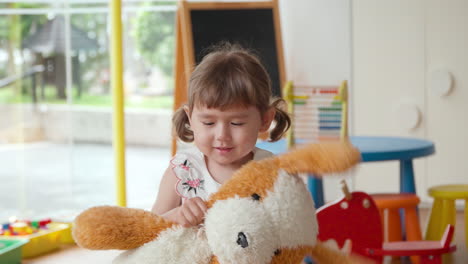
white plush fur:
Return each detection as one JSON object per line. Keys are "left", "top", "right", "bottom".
{"left": 203, "top": 169, "right": 317, "bottom": 264}
{"left": 263, "top": 169, "right": 317, "bottom": 247}
{"left": 205, "top": 195, "right": 277, "bottom": 264}
{"left": 113, "top": 226, "right": 212, "bottom": 264}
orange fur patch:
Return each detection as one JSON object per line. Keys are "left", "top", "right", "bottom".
{"left": 73, "top": 206, "right": 175, "bottom": 250}
{"left": 208, "top": 158, "right": 279, "bottom": 207}
{"left": 278, "top": 142, "right": 361, "bottom": 176}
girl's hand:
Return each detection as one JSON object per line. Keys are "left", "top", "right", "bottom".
{"left": 175, "top": 197, "right": 207, "bottom": 227}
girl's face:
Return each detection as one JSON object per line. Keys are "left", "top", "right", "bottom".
{"left": 187, "top": 104, "right": 274, "bottom": 168}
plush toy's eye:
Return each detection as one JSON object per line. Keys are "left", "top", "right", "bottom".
{"left": 251, "top": 193, "right": 261, "bottom": 201}
{"left": 236, "top": 232, "right": 249, "bottom": 248}
{"left": 274, "top": 249, "right": 281, "bottom": 256}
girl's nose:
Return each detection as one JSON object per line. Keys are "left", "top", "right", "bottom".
{"left": 216, "top": 123, "right": 232, "bottom": 141}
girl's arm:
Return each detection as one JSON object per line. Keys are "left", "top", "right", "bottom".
{"left": 152, "top": 166, "right": 181, "bottom": 215}
{"left": 151, "top": 166, "right": 207, "bottom": 227}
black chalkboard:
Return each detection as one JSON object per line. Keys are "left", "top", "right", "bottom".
{"left": 177, "top": 0, "right": 284, "bottom": 96}
{"left": 188, "top": 7, "right": 283, "bottom": 97}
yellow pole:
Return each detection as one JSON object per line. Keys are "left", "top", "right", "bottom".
{"left": 339, "top": 80, "right": 348, "bottom": 140}
{"left": 283, "top": 81, "right": 295, "bottom": 149}
{"left": 110, "top": 0, "right": 126, "bottom": 206}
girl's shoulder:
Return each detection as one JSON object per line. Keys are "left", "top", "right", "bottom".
{"left": 253, "top": 147, "right": 274, "bottom": 161}
{"left": 170, "top": 147, "right": 204, "bottom": 167}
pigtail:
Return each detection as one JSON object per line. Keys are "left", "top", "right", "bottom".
{"left": 269, "top": 98, "right": 291, "bottom": 142}
{"left": 172, "top": 106, "right": 194, "bottom": 142}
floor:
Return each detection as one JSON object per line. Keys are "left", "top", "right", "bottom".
{"left": 22, "top": 245, "right": 121, "bottom": 264}
{"left": 0, "top": 142, "right": 170, "bottom": 222}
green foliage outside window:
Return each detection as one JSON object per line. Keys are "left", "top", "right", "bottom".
{"left": 132, "top": 3, "right": 176, "bottom": 78}
{"left": 0, "top": 2, "right": 176, "bottom": 109}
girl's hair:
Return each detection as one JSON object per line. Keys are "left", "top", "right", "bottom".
{"left": 173, "top": 43, "right": 291, "bottom": 142}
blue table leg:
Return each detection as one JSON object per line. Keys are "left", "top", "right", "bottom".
{"left": 400, "top": 159, "right": 416, "bottom": 194}
{"left": 307, "top": 176, "right": 324, "bottom": 208}
{"left": 304, "top": 176, "right": 324, "bottom": 264}
{"left": 400, "top": 159, "right": 418, "bottom": 244}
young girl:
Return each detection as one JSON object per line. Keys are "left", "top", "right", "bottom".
{"left": 151, "top": 44, "right": 291, "bottom": 227}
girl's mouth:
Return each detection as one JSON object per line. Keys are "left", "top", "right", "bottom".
{"left": 215, "top": 147, "right": 233, "bottom": 153}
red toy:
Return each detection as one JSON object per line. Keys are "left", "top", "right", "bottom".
{"left": 316, "top": 181, "right": 456, "bottom": 263}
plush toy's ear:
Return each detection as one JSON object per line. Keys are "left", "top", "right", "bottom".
{"left": 73, "top": 206, "right": 175, "bottom": 250}
{"left": 276, "top": 141, "right": 361, "bottom": 176}
{"left": 207, "top": 141, "right": 360, "bottom": 207}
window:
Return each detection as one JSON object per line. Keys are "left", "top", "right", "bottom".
{"left": 0, "top": 0, "right": 175, "bottom": 222}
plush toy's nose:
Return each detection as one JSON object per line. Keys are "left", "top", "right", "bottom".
{"left": 236, "top": 232, "right": 249, "bottom": 248}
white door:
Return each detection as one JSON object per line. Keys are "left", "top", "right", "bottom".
{"left": 425, "top": 0, "right": 468, "bottom": 187}
{"left": 352, "top": 0, "right": 428, "bottom": 195}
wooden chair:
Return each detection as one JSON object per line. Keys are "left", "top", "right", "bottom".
{"left": 316, "top": 181, "right": 456, "bottom": 263}
{"left": 371, "top": 193, "right": 422, "bottom": 247}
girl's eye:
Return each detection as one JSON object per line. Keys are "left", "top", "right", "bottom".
{"left": 231, "top": 122, "right": 244, "bottom": 126}
{"left": 202, "top": 122, "right": 214, "bottom": 126}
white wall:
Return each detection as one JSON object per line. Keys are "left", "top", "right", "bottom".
{"left": 279, "top": 0, "right": 351, "bottom": 86}
{"left": 352, "top": 0, "right": 427, "bottom": 199}
{"left": 279, "top": 0, "right": 352, "bottom": 201}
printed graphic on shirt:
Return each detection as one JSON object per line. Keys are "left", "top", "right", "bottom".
{"left": 172, "top": 157, "right": 207, "bottom": 199}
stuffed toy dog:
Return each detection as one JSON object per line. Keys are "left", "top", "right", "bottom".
{"left": 73, "top": 142, "right": 364, "bottom": 264}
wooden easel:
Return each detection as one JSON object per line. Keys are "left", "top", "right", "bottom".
{"left": 172, "top": 7, "right": 188, "bottom": 156}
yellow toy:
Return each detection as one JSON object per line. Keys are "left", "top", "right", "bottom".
{"left": 73, "top": 142, "right": 368, "bottom": 263}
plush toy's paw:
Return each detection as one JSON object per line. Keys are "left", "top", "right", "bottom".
{"left": 322, "top": 239, "right": 352, "bottom": 255}
{"left": 308, "top": 242, "right": 376, "bottom": 264}
{"left": 73, "top": 206, "right": 175, "bottom": 250}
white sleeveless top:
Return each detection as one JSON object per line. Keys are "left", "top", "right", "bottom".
{"left": 171, "top": 147, "right": 273, "bottom": 201}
